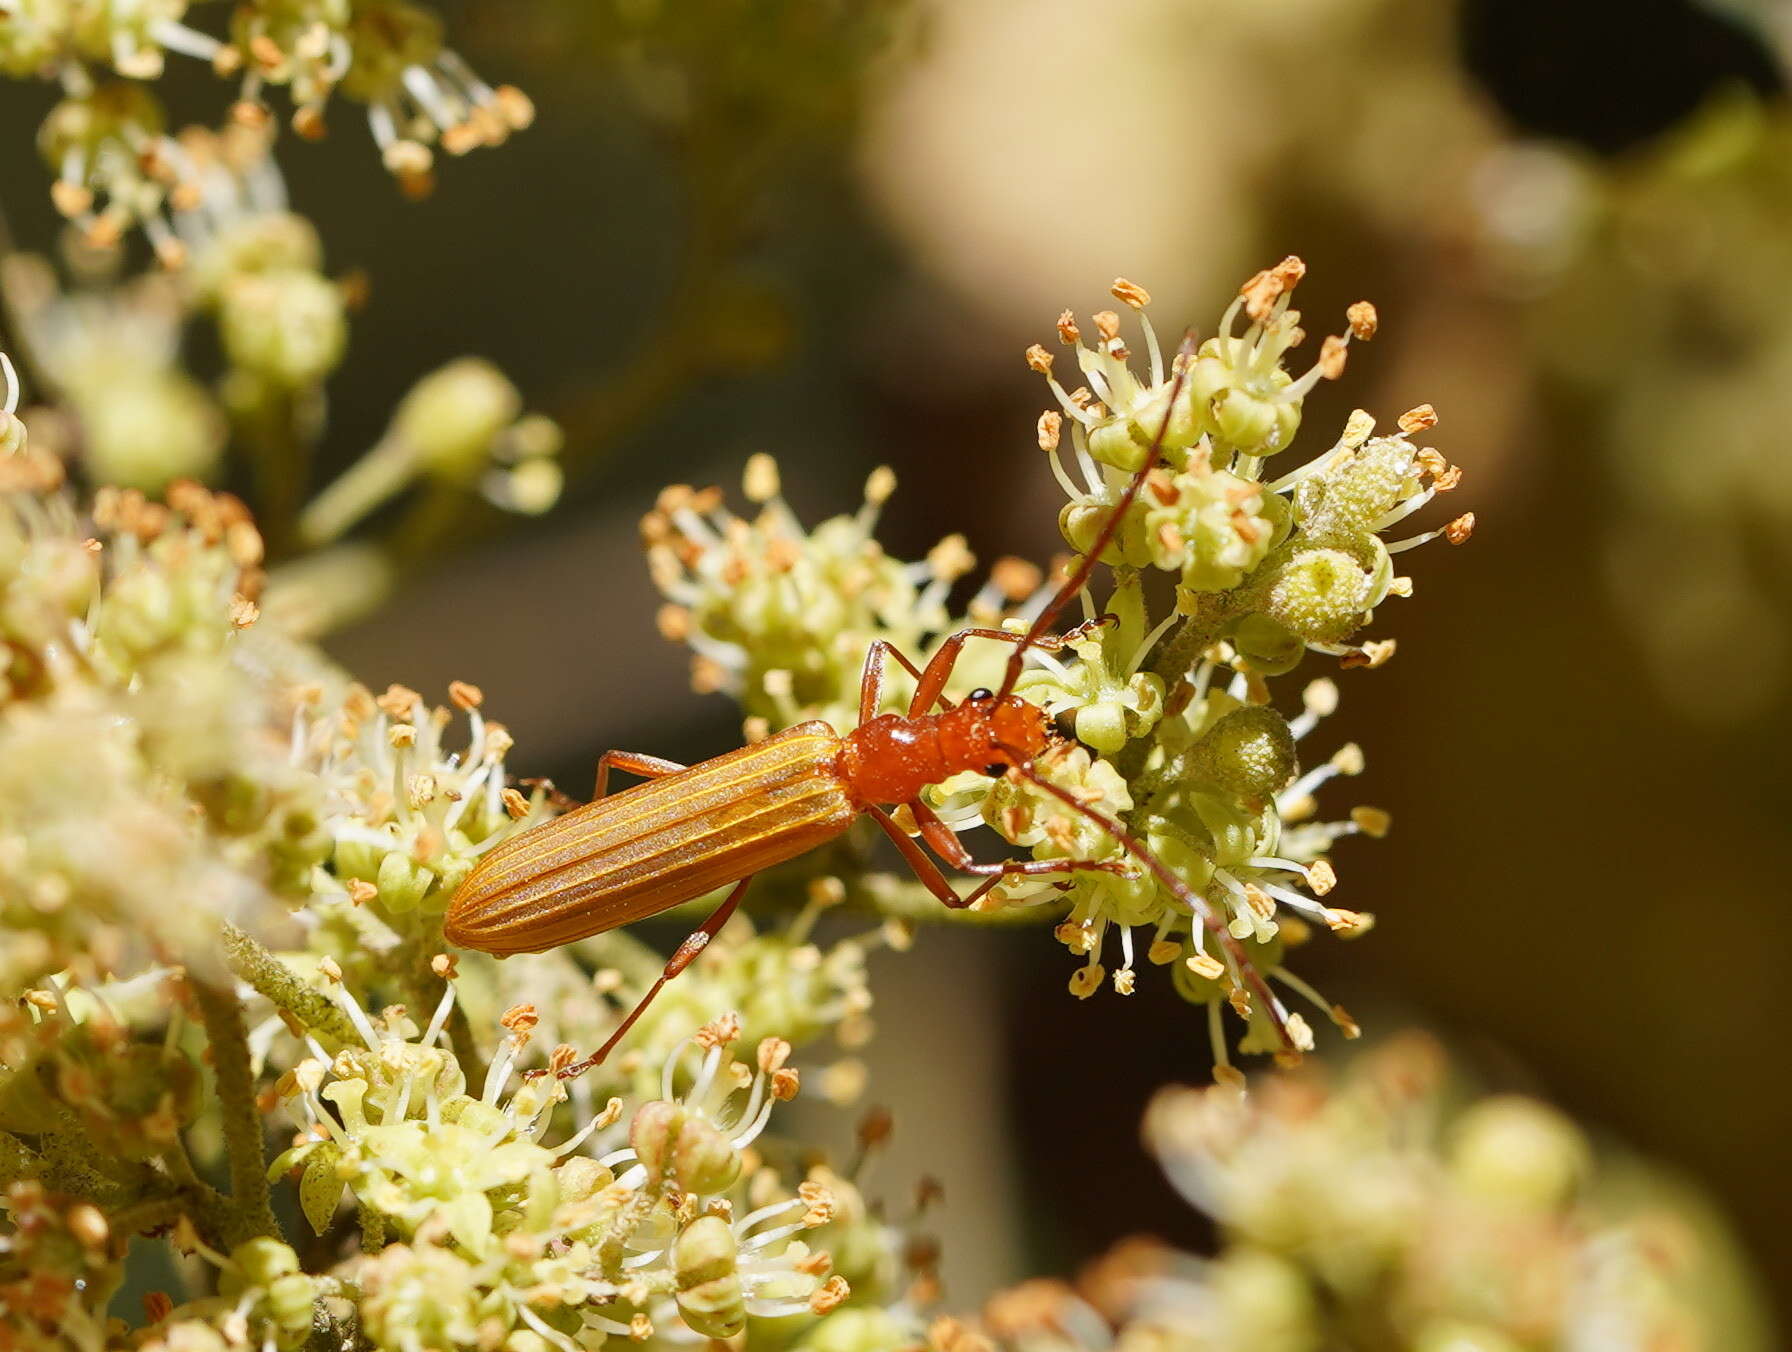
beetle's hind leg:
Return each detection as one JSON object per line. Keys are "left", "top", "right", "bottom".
{"left": 533, "top": 873, "right": 756, "bottom": 1081}
{"left": 593, "top": 749, "right": 688, "bottom": 801}
{"left": 511, "top": 749, "right": 687, "bottom": 813}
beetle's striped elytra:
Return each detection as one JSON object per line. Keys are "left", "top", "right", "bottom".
{"left": 445, "top": 722, "right": 855, "bottom": 956}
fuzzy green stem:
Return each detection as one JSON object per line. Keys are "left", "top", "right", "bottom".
{"left": 236, "top": 380, "right": 319, "bottom": 561}
{"left": 298, "top": 434, "right": 419, "bottom": 547}
{"left": 221, "top": 921, "right": 360, "bottom": 1047}
{"left": 394, "top": 934, "right": 484, "bottom": 1088}
{"left": 191, "top": 974, "right": 281, "bottom": 1246}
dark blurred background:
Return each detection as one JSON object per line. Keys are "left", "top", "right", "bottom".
{"left": 4, "top": 0, "right": 1789, "bottom": 1327}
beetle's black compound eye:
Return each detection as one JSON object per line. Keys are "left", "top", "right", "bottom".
{"left": 969, "top": 687, "right": 994, "bottom": 702}
{"left": 983, "top": 762, "right": 1008, "bottom": 778}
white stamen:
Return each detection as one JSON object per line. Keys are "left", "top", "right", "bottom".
{"left": 422, "top": 983, "right": 456, "bottom": 1047}
{"left": 1127, "top": 608, "right": 1180, "bottom": 677}
{"left": 150, "top": 19, "right": 224, "bottom": 60}
{"left": 1374, "top": 487, "right": 1434, "bottom": 531}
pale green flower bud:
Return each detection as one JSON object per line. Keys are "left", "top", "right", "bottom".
{"left": 223, "top": 1237, "right": 300, "bottom": 1295}
{"left": 67, "top": 0, "right": 187, "bottom": 76}
{"left": 39, "top": 83, "right": 166, "bottom": 181}
{"left": 1261, "top": 548, "right": 1372, "bottom": 643}
{"left": 673, "top": 1214, "right": 747, "bottom": 1339}
{"left": 265, "top": 1273, "right": 319, "bottom": 1346}
{"left": 374, "top": 849, "right": 434, "bottom": 913}
{"left": 0, "top": 0, "right": 68, "bottom": 76}
{"left": 1085, "top": 382, "right": 1205, "bottom": 470}
{"left": 1074, "top": 700, "right": 1131, "bottom": 756}
{"left": 554, "top": 1155, "right": 615, "bottom": 1203}
{"left": 1059, "top": 497, "right": 1154, "bottom": 567}
{"left": 392, "top": 358, "right": 521, "bottom": 481}
{"left": 1448, "top": 1097, "right": 1590, "bottom": 1213}
{"left": 630, "top": 1100, "right": 742, "bottom": 1194}
{"left": 1209, "top": 793, "right": 1281, "bottom": 871}
{"left": 220, "top": 269, "right": 347, "bottom": 386}
{"left": 1184, "top": 707, "right": 1296, "bottom": 800}
{"left": 1230, "top": 613, "right": 1307, "bottom": 676}
{"left": 1295, "top": 435, "right": 1420, "bottom": 542}
{"left": 450, "top": 1098, "right": 508, "bottom": 1135}
{"left": 1187, "top": 344, "right": 1304, "bottom": 457}
{"left": 1215, "top": 385, "right": 1301, "bottom": 455}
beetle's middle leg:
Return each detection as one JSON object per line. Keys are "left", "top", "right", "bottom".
{"left": 544, "top": 874, "right": 756, "bottom": 1081}
{"left": 865, "top": 801, "right": 1124, "bottom": 911}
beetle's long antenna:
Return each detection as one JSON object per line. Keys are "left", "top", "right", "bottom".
{"left": 995, "top": 330, "right": 1199, "bottom": 702}
{"left": 1006, "top": 756, "right": 1295, "bottom": 1054}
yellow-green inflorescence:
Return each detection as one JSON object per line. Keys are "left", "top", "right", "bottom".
{"left": 267, "top": 991, "right": 855, "bottom": 1347}
{"left": 1, "top": 351, "right": 922, "bottom": 1350}
{"left": 647, "top": 261, "right": 1474, "bottom": 1079}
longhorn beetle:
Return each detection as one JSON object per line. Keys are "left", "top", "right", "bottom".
{"left": 444, "top": 334, "right": 1293, "bottom": 1076}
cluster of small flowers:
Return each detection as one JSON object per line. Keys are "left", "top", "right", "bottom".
{"left": 645, "top": 263, "right": 1470, "bottom": 1075}
{"left": 643, "top": 452, "right": 1040, "bottom": 738}
{"left": 1, "top": 0, "right": 531, "bottom": 253}
{"left": 0, "top": 396, "right": 283, "bottom": 992}
{"left": 921, "top": 1034, "right": 1767, "bottom": 1352}
{"left": 0, "top": 354, "right": 554, "bottom": 990}
{"left": 253, "top": 988, "right": 860, "bottom": 1349}
{"left": 956, "top": 263, "right": 1473, "bottom": 1075}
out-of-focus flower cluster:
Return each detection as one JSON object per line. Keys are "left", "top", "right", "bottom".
{"left": 648, "top": 262, "right": 1472, "bottom": 1076}
{"left": 2, "top": 0, "right": 531, "bottom": 248}
{"left": 1501, "top": 94, "right": 1792, "bottom": 721}
{"left": 2, "top": 0, "right": 556, "bottom": 616}
{"left": 923, "top": 1034, "right": 1772, "bottom": 1352}
{"left": 2, "top": 125, "right": 559, "bottom": 633}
